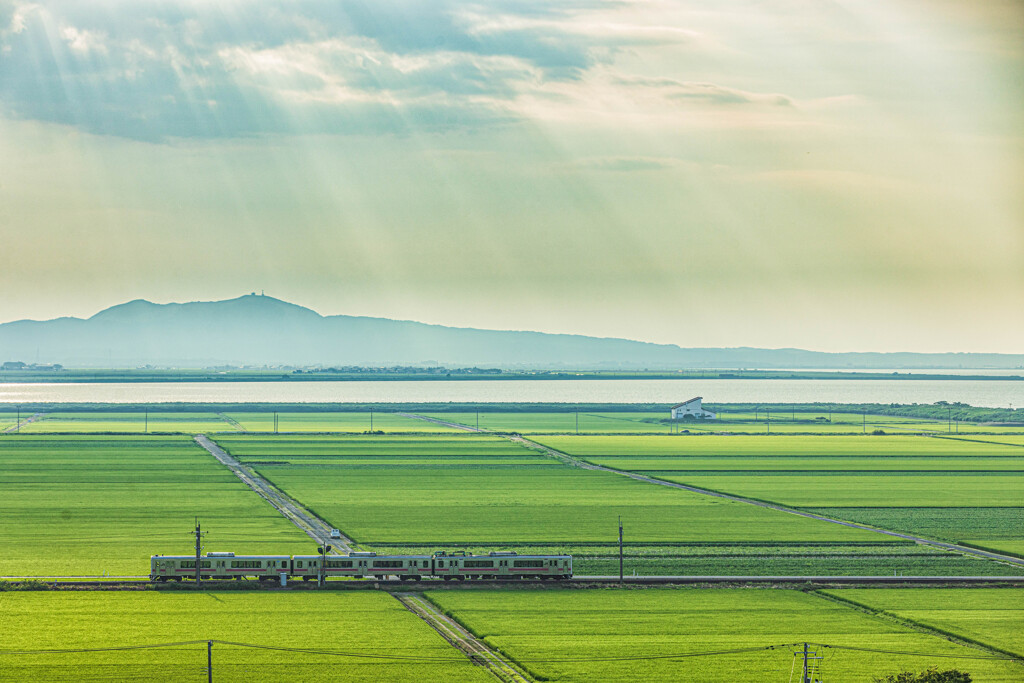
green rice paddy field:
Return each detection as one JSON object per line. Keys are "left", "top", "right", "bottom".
{"left": 225, "top": 412, "right": 462, "bottom": 433}
{"left": 426, "top": 588, "right": 1024, "bottom": 682}
{"left": 210, "top": 433, "right": 1023, "bottom": 575}
{"left": 822, "top": 589, "right": 1024, "bottom": 658}
{"left": 19, "top": 412, "right": 240, "bottom": 434}
{"left": 423, "top": 411, "right": 673, "bottom": 433}
{"left": 0, "top": 592, "right": 487, "bottom": 682}
{"left": 228, "top": 439, "right": 883, "bottom": 545}
{"left": 16, "top": 411, "right": 460, "bottom": 434}
{"left": 422, "top": 411, "right": 997, "bottom": 435}
{"left": 0, "top": 436, "right": 310, "bottom": 576}
{"left": 537, "top": 435, "right": 1024, "bottom": 560}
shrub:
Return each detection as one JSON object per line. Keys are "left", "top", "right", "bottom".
{"left": 874, "top": 667, "right": 971, "bottom": 683}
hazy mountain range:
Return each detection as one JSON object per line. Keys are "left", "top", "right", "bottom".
{"left": 0, "top": 294, "right": 1021, "bottom": 369}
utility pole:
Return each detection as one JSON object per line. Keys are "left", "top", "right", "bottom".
{"left": 144, "top": 410, "right": 148, "bottom": 434}
{"left": 318, "top": 542, "right": 332, "bottom": 587}
{"left": 193, "top": 518, "right": 204, "bottom": 585}
{"left": 618, "top": 516, "right": 624, "bottom": 585}
{"left": 575, "top": 409, "right": 579, "bottom": 435}
{"left": 795, "top": 642, "right": 822, "bottom": 683}
{"left": 207, "top": 640, "right": 213, "bottom": 683}
{"left": 370, "top": 409, "right": 373, "bottom": 432}
{"left": 863, "top": 410, "right": 866, "bottom": 434}
{"left": 273, "top": 412, "right": 278, "bottom": 434}
{"left": 948, "top": 406, "right": 952, "bottom": 433}
{"left": 16, "top": 405, "right": 19, "bottom": 432}
{"left": 767, "top": 410, "right": 770, "bottom": 434}
{"left": 476, "top": 412, "right": 479, "bottom": 431}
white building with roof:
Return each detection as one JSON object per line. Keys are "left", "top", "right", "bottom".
{"left": 670, "top": 397, "right": 716, "bottom": 420}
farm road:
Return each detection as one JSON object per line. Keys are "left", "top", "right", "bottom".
{"left": 397, "top": 414, "right": 1024, "bottom": 570}
{"left": 1, "top": 412, "right": 45, "bottom": 433}
{"left": 194, "top": 435, "right": 352, "bottom": 553}
{"left": 395, "top": 593, "right": 532, "bottom": 683}
{"left": 515, "top": 435, "right": 1024, "bottom": 569}
{"left": 396, "top": 412, "right": 488, "bottom": 432}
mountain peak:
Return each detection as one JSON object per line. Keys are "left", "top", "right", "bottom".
{"left": 89, "top": 294, "right": 323, "bottom": 322}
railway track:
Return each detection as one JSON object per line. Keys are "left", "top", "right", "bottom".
{"left": 395, "top": 592, "right": 532, "bottom": 682}
{"left": 8, "top": 575, "right": 1024, "bottom": 589}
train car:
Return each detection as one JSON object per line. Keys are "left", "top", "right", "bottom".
{"left": 151, "top": 550, "right": 573, "bottom": 581}
{"left": 437, "top": 551, "right": 572, "bottom": 580}
{"left": 290, "top": 552, "right": 434, "bottom": 581}
{"left": 363, "top": 553, "right": 433, "bottom": 580}
{"left": 150, "top": 552, "right": 290, "bottom": 581}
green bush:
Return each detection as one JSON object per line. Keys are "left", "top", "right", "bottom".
{"left": 874, "top": 667, "right": 971, "bottom": 682}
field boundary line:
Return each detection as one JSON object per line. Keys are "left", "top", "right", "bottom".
{"left": 193, "top": 434, "right": 351, "bottom": 553}
{"left": 812, "top": 590, "right": 1024, "bottom": 664}
{"left": 217, "top": 413, "right": 246, "bottom": 432}
{"left": 393, "top": 592, "right": 533, "bottom": 683}
{"left": 507, "top": 435, "right": 1024, "bottom": 569}
{"left": 929, "top": 434, "right": 1024, "bottom": 449}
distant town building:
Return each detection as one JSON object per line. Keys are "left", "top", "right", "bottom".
{"left": 1, "top": 362, "right": 63, "bottom": 371}
{"left": 671, "top": 397, "right": 716, "bottom": 420}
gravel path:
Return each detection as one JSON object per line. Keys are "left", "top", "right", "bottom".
{"left": 194, "top": 434, "right": 352, "bottom": 553}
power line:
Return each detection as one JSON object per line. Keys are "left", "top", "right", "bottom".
{"left": 1, "top": 639, "right": 1017, "bottom": 664}
{"left": 810, "top": 643, "right": 1020, "bottom": 661}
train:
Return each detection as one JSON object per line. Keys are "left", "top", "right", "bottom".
{"left": 150, "top": 550, "right": 572, "bottom": 581}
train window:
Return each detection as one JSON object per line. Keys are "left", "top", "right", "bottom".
{"left": 437, "top": 561, "right": 445, "bottom": 568}
{"left": 297, "top": 561, "right": 303, "bottom": 568}
{"left": 464, "top": 560, "right": 494, "bottom": 568}
{"left": 372, "top": 560, "right": 404, "bottom": 568}
{"left": 513, "top": 560, "right": 544, "bottom": 568}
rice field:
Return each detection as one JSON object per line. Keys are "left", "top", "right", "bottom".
{"left": 225, "top": 412, "right": 461, "bottom": 433}
{"left": 235, "top": 450, "right": 890, "bottom": 545}
{"left": 653, "top": 474, "right": 1023, "bottom": 507}
{"left": 426, "top": 589, "right": 1024, "bottom": 682}
{"left": 16, "top": 412, "right": 240, "bottom": 434}
{"left": 215, "top": 434, "right": 534, "bottom": 458}
{"left": 0, "top": 435, "right": 311, "bottom": 576}
{"left": 0, "top": 592, "right": 487, "bottom": 682}
{"left": 822, "top": 588, "right": 1024, "bottom": 658}
{"left": 537, "top": 435, "right": 1024, "bottom": 555}
{"left": 421, "top": 411, "right": 673, "bottom": 433}
{"left": 537, "top": 434, "right": 1024, "bottom": 457}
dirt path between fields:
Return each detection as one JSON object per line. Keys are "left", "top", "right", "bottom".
{"left": 394, "top": 592, "right": 532, "bottom": 682}
{"left": 194, "top": 434, "right": 351, "bottom": 553}
{"left": 1, "top": 412, "right": 45, "bottom": 433}
{"left": 397, "top": 414, "right": 1024, "bottom": 570}
{"left": 395, "top": 412, "right": 488, "bottom": 432}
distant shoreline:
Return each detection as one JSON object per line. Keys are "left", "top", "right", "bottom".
{"left": 1, "top": 368, "right": 1022, "bottom": 384}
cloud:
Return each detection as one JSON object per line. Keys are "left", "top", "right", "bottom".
{"left": 574, "top": 156, "right": 677, "bottom": 172}
{"left": 0, "top": 1, "right": 648, "bottom": 140}
{"left": 617, "top": 75, "right": 793, "bottom": 107}
{"left": 0, "top": 0, "right": 720, "bottom": 141}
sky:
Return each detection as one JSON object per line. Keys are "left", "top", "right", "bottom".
{"left": 0, "top": 0, "right": 1021, "bottom": 353}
